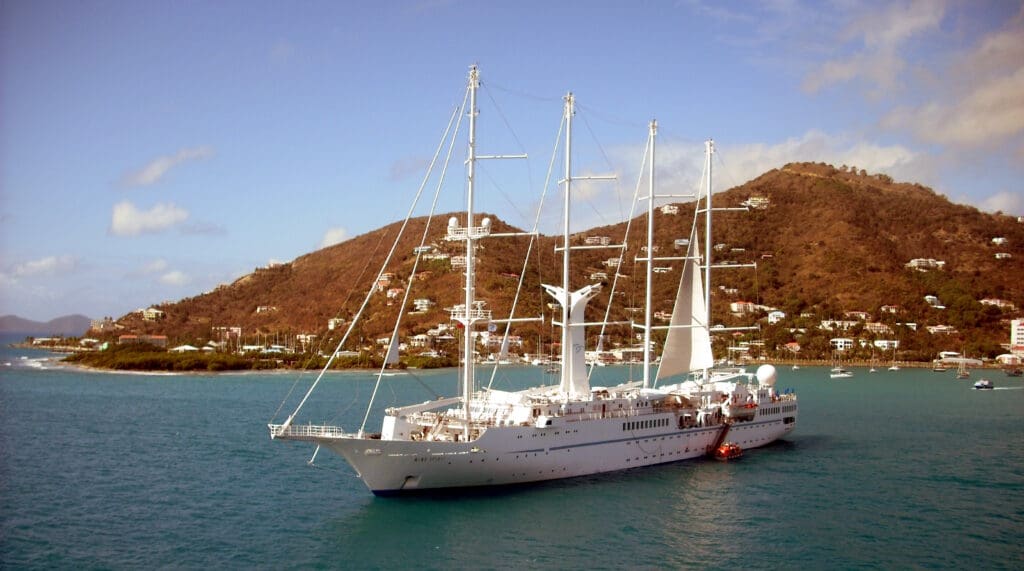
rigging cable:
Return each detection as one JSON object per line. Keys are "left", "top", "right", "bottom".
{"left": 275, "top": 98, "right": 466, "bottom": 433}
{"left": 586, "top": 129, "right": 648, "bottom": 383}
{"left": 486, "top": 109, "right": 566, "bottom": 390}
{"left": 359, "top": 94, "right": 467, "bottom": 434}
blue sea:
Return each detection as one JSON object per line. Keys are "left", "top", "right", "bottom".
{"left": 2, "top": 338, "right": 1022, "bottom": 569}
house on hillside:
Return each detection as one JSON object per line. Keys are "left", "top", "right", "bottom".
{"left": 819, "top": 319, "right": 858, "bottom": 331}
{"left": 584, "top": 236, "right": 611, "bottom": 246}
{"left": 864, "top": 322, "right": 893, "bottom": 335}
{"left": 730, "top": 301, "right": 757, "bottom": 315}
{"left": 830, "top": 338, "right": 854, "bottom": 351}
{"left": 980, "top": 298, "right": 1016, "bottom": 311}
{"left": 660, "top": 204, "right": 679, "bottom": 215}
{"left": 143, "top": 307, "right": 165, "bottom": 321}
{"left": 924, "top": 295, "right": 945, "bottom": 309}
{"left": 741, "top": 196, "right": 770, "bottom": 209}
{"left": 767, "top": 310, "right": 786, "bottom": 325}
{"left": 873, "top": 339, "right": 899, "bottom": 351}
{"left": 906, "top": 258, "right": 945, "bottom": 271}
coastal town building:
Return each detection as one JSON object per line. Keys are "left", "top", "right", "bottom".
{"left": 740, "top": 196, "right": 770, "bottom": 209}
{"left": 659, "top": 204, "right": 679, "bottom": 215}
{"left": 980, "top": 298, "right": 1016, "bottom": 310}
{"left": 905, "top": 258, "right": 945, "bottom": 271}
{"left": 328, "top": 317, "right": 345, "bottom": 330}
{"left": 142, "top": 307, "right": 165, "bottom": 321}
{"left": 864, "top": 322, "right": 894, "bottom": 335}
{"left": 584, "top": 236, "right": 611, "bottom": 246}
{"left": 873, "top": 339, "right": 899, "bottom": 351}
{"left": 729, "top": 301, "right": 757, "bottom": 315}
{"left": 830, "top": 338, "right": 854, "bottom": 351}
{"left": 1011, "top": 319, "right": 1024, "bottom": 355}
{"left": 819, "top": 319, "right": 858, "bottom": 331}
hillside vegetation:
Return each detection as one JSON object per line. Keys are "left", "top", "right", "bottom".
{"left": 97, "top": 163, "right": 1024, "bottom": 363}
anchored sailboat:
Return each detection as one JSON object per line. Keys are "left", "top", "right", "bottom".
{"left": 268, "top": 67, "right": 798, "bottom": 495}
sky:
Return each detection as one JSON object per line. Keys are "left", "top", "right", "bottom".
{"left": 1, "top": 0, "right": 1022, "bottom": 322}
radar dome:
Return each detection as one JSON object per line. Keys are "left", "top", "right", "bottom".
{"left": 756, "top": 364, "right": 777, "bottom": 387}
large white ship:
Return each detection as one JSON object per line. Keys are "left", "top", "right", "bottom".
{"left": 269, "top": 66, "right": 798, "bottom": 495}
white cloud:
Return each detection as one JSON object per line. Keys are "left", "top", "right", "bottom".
{"left": 320, "top": 227, "right": 349, "bottom": 248}
{"left": 11, "top": 255, "right": 78, "bottom": 278}
{"left": 159, "top": 270, "right": 190, "bottom": 286}
{"left": 121, "top": 146, "right": 214, "bottom": 187}
{"left": 881, "top": 9, "right": 1024, "bottom": 149}
{"left": 803, "top": 0, "right": 946, "bottom": 95}
{"left": 980, "top": 191, "right": 1022, "bottom": 215}
{"left": 110, "top": 201, "right": 189, "bottom": 236}
{"left": 560, "top": 131, "right": 924, "bottom": 234}
{"left": 656, "top": 131, "right": 920, "bottom": 195}
{"left": 142, "top": 259, "right": 169, "bottom": 273}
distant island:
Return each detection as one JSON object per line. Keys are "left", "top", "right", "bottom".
{"left": 0, "top": 314, "right": 92, "bottom": 337}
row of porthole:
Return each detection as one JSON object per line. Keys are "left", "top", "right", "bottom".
{"left": 622, "top": 417, "right": 669, "bottom": 431}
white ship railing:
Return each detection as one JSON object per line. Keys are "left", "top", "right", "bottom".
{"left": 268, "top": 423, "right": 357, "bottom": 440}
{"left": 449, "top": 307, "right": 492, "bottom": 321}
{"left": 445, "top": 226, "right": 491, "bottom": 241}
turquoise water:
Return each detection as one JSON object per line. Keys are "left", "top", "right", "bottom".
{"left": 2, "top": 342, "right": 1022, "bottom": 569}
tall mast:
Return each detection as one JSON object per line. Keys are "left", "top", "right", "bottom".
{"left": 462, "top": 65, "right": 479, "bottom": 436}
{"left": 560, "top": 92, "right": 574, "bottom": 377}
{"left": 703, "top": 139, "right": 714, "bottom": 375}
{"left": 642, "top": 120, "right": 656, "bottom": 388}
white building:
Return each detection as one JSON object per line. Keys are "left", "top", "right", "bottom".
{"left": 1012, "top": 319, "right": 1024, "bottom": 355}
{"left": 660, "top": 204, "right": 679, "bottom": 215}
{"left": 730, "top": 301, "right": 757, "bottom": 315}
{"left": 767, "top": 310, "right": 786, "bottom": 325}
{"left": 819, "top": 319, "right": 858, "bottom": 331}
{"left": 830, "top": 338, "right": 854, "bottom": 351}
{"left": 906, "top": 258, "right": 945, "bottom": 271}
{"left": 980, "top": 298, "right": 1016, "bottom": 311}
{"left": 873, "top": 339, "right": 900, "bottom": 351}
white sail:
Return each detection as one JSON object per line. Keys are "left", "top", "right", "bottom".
{"left": 656, "top": 222, "right": 713, "bottom": 381}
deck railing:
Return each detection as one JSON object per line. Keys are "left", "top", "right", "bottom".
{"left": 268, "top": 423, "right": 352, "bottom": 440}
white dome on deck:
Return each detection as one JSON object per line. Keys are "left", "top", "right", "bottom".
{"left": 756, "top": 364, "right": 777, "bottom": 387}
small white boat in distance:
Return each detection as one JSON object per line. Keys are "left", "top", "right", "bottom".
{"left": 830, "top": 367, "right": 854, "bottom": 379}
{"left": 973, "top": 379, "right": 993, "bottom": 390}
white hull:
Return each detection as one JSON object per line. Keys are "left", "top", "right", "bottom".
{"left": 281, "top": 403, "right": 796, "bottom": 494}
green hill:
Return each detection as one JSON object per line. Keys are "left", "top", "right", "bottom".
{"left": 98, "top": 163, "right": 1024, "bottom": 363}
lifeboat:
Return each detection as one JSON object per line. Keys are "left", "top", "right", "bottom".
{"left": 714, "top": 442, "right": 743, "bottom": 461}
